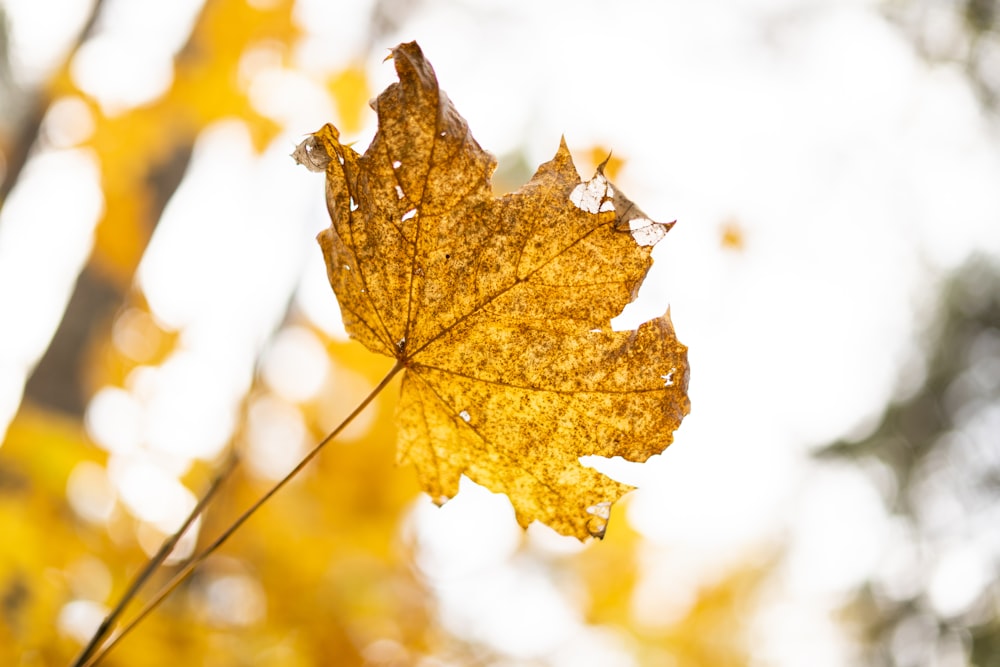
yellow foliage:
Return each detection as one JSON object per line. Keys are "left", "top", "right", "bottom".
{"left": 0, "top": 408, "right": 107, "bottom": 663}
{"left": 44, "top": 0, "right": 303, "bottom": 288}
{"left": 719, "top": 217, "right": 746, "bottom": 251}
{"left": 569, "top": 508, "right": 769, "bottom": 666}
{"left": 328, "top": 64, "right": 372, "bottom": 135}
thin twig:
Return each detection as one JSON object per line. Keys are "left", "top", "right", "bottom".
{"left": 69, "top": 451, "right": 239, "bottom": 667}
{"left": 81, "top": 359, "right": 405, "bottom": 667}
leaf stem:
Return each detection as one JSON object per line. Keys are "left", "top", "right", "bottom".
{"left": 79, "top": 359, "right": 405, "bottom": 667}
{"left": 69, "top": 450, "right": 238, "bottom": 667}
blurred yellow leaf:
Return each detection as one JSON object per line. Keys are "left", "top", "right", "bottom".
{"left": 569, "top": 509, "right": 771, "bottom": 667}
{"left": 328, "top": 64, "right": 371, "bottom": 135}
{"left": 719, "top": 218, "right": 746, "bottom": 251}
{"left": 0, "top": 407, "right": 105, "bottom": 663}
{"left": 47, "top": 0, "right": 302, "bottom": 287}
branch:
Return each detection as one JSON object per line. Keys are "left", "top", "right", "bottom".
{"left": 79, "top": 359, "right": 405, "bottom": 667}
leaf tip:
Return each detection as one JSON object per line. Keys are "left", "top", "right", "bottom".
{"left": 538, "top": 135, "right": 577, "bottom": 182}
{"left": 595, "top": 151, "right": 614, "bottom": 175}
{"left": 389, "top": 41, "right": 436, "bottom": 91}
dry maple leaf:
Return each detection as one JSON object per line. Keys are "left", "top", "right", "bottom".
{"left": 295, "top": 41, "right": 689, "bottom": 539}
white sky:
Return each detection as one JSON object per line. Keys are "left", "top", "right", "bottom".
{"left": 2, "top": 0, "right": 1000, "bottom": 664}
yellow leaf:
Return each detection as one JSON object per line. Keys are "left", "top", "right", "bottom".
{"left": 297, "top": 42, "right": 689, "bottom": 540}
{"left": 719, "top": 217, "right": 746, "bottom": 251}
{"left": 327, "top": 64, "right": 371, "bottom": 135}
{"left": 0, "top": 406, "right": 110, "bottom": 662}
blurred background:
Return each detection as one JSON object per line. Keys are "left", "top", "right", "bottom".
{"left": 2, "top": 0, "right": 1000, "bottom": 665}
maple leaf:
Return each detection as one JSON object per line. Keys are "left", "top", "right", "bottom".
{"left": 295, "top": 42, "right": 689, "bottom": 539}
